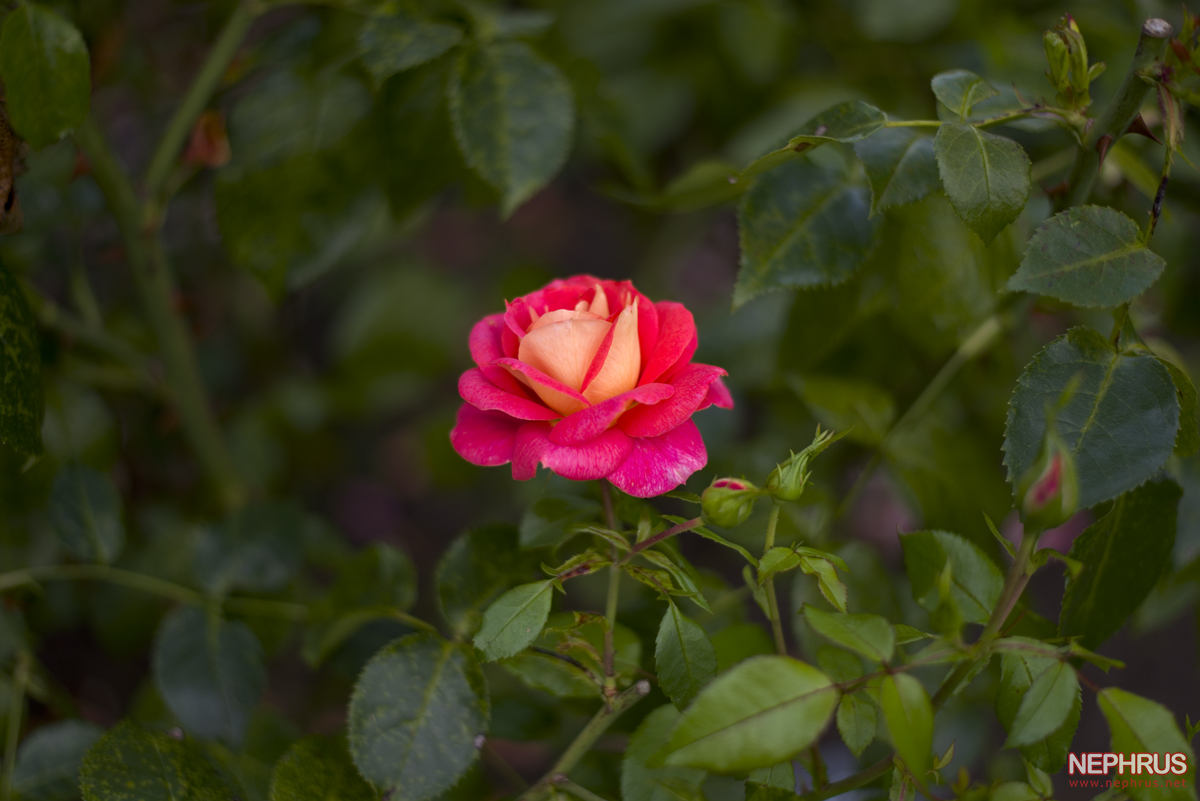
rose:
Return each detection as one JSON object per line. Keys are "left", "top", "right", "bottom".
{"left": 450, "top": 275, "right": 732, "bottom": 497}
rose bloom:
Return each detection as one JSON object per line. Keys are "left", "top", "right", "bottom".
{"left": 450, "top": 276, "right": 732, "bottom": 497}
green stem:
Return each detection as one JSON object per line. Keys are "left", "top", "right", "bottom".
{"left": 930, "top": 529, "right": 1038, "bottom": 708}
{"left": 552, "top": 779, "right": 610, "bottom": 801}
{"left": 836, "top": 311, "right": 1009, "bottom": 520}
{"left": 598, "top": 480, "right": 619, "bottom": 689}
{"left": 518, "top": 682, "right": 651, "bottom": 801}
{"left": 798, "top": 754, "right": 892, "bottom": 801}
{"left": 1, "top": 652, "right": 30, "bottom": 801}
{"left": 1063, "top": 18, "right": 1172, "bottom": 208}
{"left": 74, "top": 120, "right": 245, "bottom": 510}
{"left": 32, "top": 292, "right": 159, "bottom": 386}
{"left": 143, "top": 0, "right": 257, "bottom": 203}
{"left": 763, "top": 503, "right": 788, "bottom": 656}
{"left": 0, "top": 564, "right": 307, "bottom": 620}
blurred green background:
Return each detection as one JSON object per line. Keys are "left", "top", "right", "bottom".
{"left": 2, "top": 0, "right": 1199, "bottom": 797}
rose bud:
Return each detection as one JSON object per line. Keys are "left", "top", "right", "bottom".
{"left": 1016, "top": 423, "right": 1079, "bottom": 533}
{"left": 701, "top": 478, "right": 760, "bottom": 529}
{"left": 450, "top": 276, "right": 733, "bottom": 497}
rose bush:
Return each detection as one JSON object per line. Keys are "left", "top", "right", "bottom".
{"left": 450, "top": 275, "right": 732, "bottom": 497}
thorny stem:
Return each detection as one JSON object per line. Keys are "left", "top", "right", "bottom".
{"left": 517, "top": 682, "right": 651, "bottom": 801}
{"left": 763, "top": 503, "right": 788, "bottom": 656}
{"left": 623, "top": 516, "right": 703, "bottom": 560}
{"left": 0, "top": 652, "right": 29, "bottom": 801}
{"left": 69, "top": 1, "right": 263, "bottom": 511}
{"left": 0, "top": 564, "right": 308, "bottom": 621}
{"left": 1063, "top": 18, "right": 1173, "bottom": 208}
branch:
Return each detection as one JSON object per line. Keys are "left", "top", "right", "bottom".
{"left": 518, "top": 681, "right": 651, "bottom": 801}
{"left": 74, "top": 120, "right": 245, "bottom": 509}
{"left": 624, "top": 516, "right": 703, "bottom": 559}
{"left": 1063, "top": 18, "right": 1172, "bottom": 208}
{"left": 143, "top": 0, "right": 257, "bottom": 203}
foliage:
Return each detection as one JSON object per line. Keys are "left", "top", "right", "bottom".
{"left": 1, "top": 1, "right": 1200, "bottom": 801}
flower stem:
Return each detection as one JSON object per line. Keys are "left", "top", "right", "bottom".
{"left": 763, "top": 503, "right": 788, "bottom": 656}
{"left": 143, "top": 0, "right": 258, "bottom": 204}
{"left": 517, "top": 681, "right": 651, "bottom": 801}
{"left": 599, "top": 480, "right": 619, "bottom": 690}
{"left": 1, "top": 651, "right": 30, "bottom": 801}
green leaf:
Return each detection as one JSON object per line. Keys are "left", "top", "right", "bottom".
{"left": 1005, "top": 661, "right": 1080, "bottom": 747}
{"left": 1098, "top": 688, "right": 1197, "bottom": 801}
{"left": 837, "top": 693, "right": 877, "bottom": 757}
{"left": 1004, "top": 328, "right": 1180, "bottom": 510}
{"left": 152, "top": 607, "right": 267, "bottom": 746}
{"left": 802, "top": 607, "right": 895, "bottom": 662}
{"left": 900, "top": 530, "right": 1003, "bottom": 624}
{"left": 303, "top": 543, "right": 418, "bottom": 666}
{"left": 499, "top": 652, "right": 598, "bottom": 698}
{"left": 436, "top": 523, "right": 545, "bottom": 638}
{"left": 1007, "top": 207, "right": 1167, "bottom": 308}
{"left": 268, "top": 735, "right": 376, "bottom": 801}
{"left": 348, "top": 633, "right": 488, "bottom": 801}
{"left": 854, "top": 126, "right": 940, "bottom": 215}
{"left": 449, "top": 41, "right": 574, "bottom": 215}
{"left": 934, "top": 122, "right": 1030, "bottom": 243}
{"left": 0, "top": 4, "right": 90, "bottom": 149}
{"left": 880, "top": 673, "right": 933, "bottom": 779}
{"left": 734, "top": 159, "right": 877, "bottom": 309}
{"left": 789, "top": 101, "right": 887, "bottom": 149}
{"left": 748, "top": 762, "right": 797, "bottom": 791}
{"left": 711, "top": 624, "right": 775, "bottom": 672}
{"left": 995, "top": 641, "right": 1081, "bottom": 773}
{"left": 358, "top": 6, "right": 463, "bottom": 83}
{"left": 1160, "top": 358, "right": 1200, "bottom": 457}
{"left": 193, "top": 501, "right": 305, "bottom": 596}
{"left": 663, "top": 655, "right": 838, "bottom": 772}
{"left": 622, "top": 704, "right": 706, "bottom": 801}
{"left": 472, "top": 580, "right": 554, "bottom": 661}
{"left": 656, "top": 604, "right": 718, "bottom": 709}
{"left": 931, "top": 70, "right": 999, "bottom": 119}
{"left": 13, "top": 720, "right": 103, "bottom": 801}
{"left": 519, "top": 494, "right": 602, "bottom": 549}
{"left": 0, "top": 261, "right": 44, "bottom": 456}
{"left": 789, "top": 374, "right": 895, "bottom": 446}
{"left": 48, "top": 464, "right": 125, "bottom": 564}
{"left": 1059, "top": 479, "right": 1182, "bottom": 649}
{"left": 815, "top": 645, "right": 862, "bottom": 684}
{"left": 79, "top": 720, "right": 244, "bottom": 801}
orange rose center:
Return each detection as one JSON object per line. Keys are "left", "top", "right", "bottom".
{"left": 514, "top": 285, "right": 641, "bottom": 415}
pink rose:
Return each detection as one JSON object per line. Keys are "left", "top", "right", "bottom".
{"left": 450, "top": 276, "right": 733, "bottom": 497}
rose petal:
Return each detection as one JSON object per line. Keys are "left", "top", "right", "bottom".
{"left": 516, "top": 317, "right": 611, "bottom": 400}
{"left": 450, "top": 404, "right": 522, "bottom": 467}
{"left": 583, "top": 298, "right": 641, "bottom": 404}
{"left": 639, "top": 302, "right": 696, "bottom": 385}
{"left": 459, "top": 369, "right": 560, "bottom": 421}
{"left": 468, "top": 314, "right": 507, "bottom": 368}
{"left": 514, "top": 422, "right": 634, "bottom": 481}
{"left": 607, "top": 420, "right": 708, "bottom": 498}
{"left": 699, "top": 376, "right": 734, "bottom": 410}
{"left": 493, "top": 357, "right": 591, "bottom": 416}
{"left": 618, "top": 363, "right": 726, "bottom": 438}
{"left": 551, "top": 383, "right": 674, "bottom": 446}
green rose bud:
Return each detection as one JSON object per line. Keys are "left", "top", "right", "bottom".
{"left": 1043, "top": 30, "right": 1071, "bottom": 93}
{"left": 1016, "top": 423, "right": 1079, "bottom": 534}
{"left": 701, "top": 478, "right": 759, "bottom": 529}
